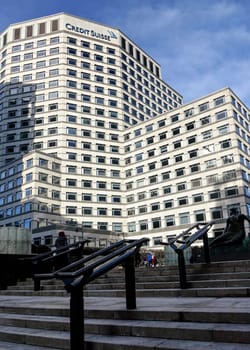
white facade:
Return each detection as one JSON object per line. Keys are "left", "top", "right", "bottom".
{"left": 0, "top": 13, "right": 250, "bottom": 248}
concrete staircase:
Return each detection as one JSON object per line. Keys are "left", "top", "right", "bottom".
{"left": 0, "top": 260, "right": 250, "bottom": 349}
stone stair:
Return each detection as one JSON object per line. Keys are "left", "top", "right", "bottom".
{"left": 0, "top": 260, "right": 250, "bottom": 348}
{"left": 2, "top": 259, "right": 250, "bottom": 297}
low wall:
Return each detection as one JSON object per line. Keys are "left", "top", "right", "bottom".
{"left": 0, "top": 227, "right": 31, "bottom": 255}
{"left": 164, "top": 245, "right": 192, "bottom": 265}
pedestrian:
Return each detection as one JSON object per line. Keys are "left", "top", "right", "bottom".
{"left": 146, "top": 252, "right": 152, "bottom": 267}
{"left": 54, "top": 231, "right": 68, "bottom": 270}
{"left": 152, "top": 255, "right": 157, "bottom": 267}
{"left": 55, "top": 231, "right": 68, "bottom": 249}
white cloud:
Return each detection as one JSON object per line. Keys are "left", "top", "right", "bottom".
{"left": 112, "top": 0, "right": 250, "bottom": 105}
{"left": 1, "top": 0, "right": 250, "bottom": 106}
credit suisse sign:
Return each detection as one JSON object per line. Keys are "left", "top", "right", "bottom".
{"left": 65, "top": 23, "right": 118, "bottom": 42}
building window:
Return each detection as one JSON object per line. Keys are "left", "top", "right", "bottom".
{"left": 199, "top": 102, "right": 209, "bottom": 112}
{"left": 194, "top": 210, "right": 206, "bottom": 222}
{"left": 14, "top": 28, "right": 21, "bottom": 40}
{"left": 225, "top": 187, "right": 238, "bottom": 197}
{"left": 179, "top": 213, "right": 190, "bottom": 225}
{"left": 216, "top": 110, "right": 227, "bottom": 120}
{"left": 177, "top": 182, "right": 186, "bottom": 191}
{"left": 152, "top": 218, "right": 161, "bottom": 229}
{"left": 139, "top": 220, "right": 148, "bottom": 231}
{"left": 66, "top": 192, "right": 77, "bottom": 200}
{"left": 190, "top": 164, "right": 200, "bottom": 173}
{"left": 209, "top": 190, "right": 220, "bottom": 199}
{"left": 51, "top": 19, "right": 59, "bottom": 32}
{"left": 97, "top": 181, "right": 106, "bottom": 189}
{"left": 220, "top": 139, "right": 231, "bottom": 149}
{"left": 214, "top": 96, "right": 225, "bottom": 106}
{"left": 173, "top": 141, "right": 181, "bottom": 149}
{"left": 66, "top": 206, "right": 77, "bottom": 214}
{"left": 26, "top": 25, "right": 33, "bottom": 37}
{"left": 165, "top": 215, "right": 175, "bottom": 226}
{"left": 112, "top": 209, "right": 122, "bottom": 216}
{"left": 187, "top": 136, "right": 196, "bottom": 144}
{"left": 211, "top": 207, "right": 223, "bottom": 220}
{"left": 98, "top": 208, "right": 107, "bottom": 215}
{"left": 176, "top": 168, "right": 185, "bottom": 177}
{"left": 38, "top": 22, "right": 46, "bottom": 35}
{"left": 82, "top": 207, "right": 92, "bottom": 215}
{"left": 164, "top": 200, "right": 173, "bottom": 209}
{"left": 98, "top": 222, "right": 108, "bottom": 230}
{"left": 178, "top": 197, "right": 188, "bottom": 206}
{"left": 192, "top": 193, "right": 204, "bottom": 203}
{"left": 172, "top": 127, "right": 180, "bottom": 136}
{"left": 82, "top": 222, "right": 93, "bottom": 228}
{"left": 151, "top": 203, "right": 160, "bottom": 211}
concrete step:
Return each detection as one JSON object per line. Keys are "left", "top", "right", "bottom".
{"left": 1, "top": 296, "right": 250, "bottom": 349}
{"left": 84, "top": 335, "right": 250, "bottom": 349}
{"left": 0, "top": 340, "right": 55, "bottom": 350}
{"left": 1, "top": 296, "right": 250, "bottom": 325}
{"left": 5, "top": 272, "right": 250, "bottom": 292}
{"left": 1, "top": 259, "right": 250, "bottom": 349}
{"left": 85, "top": 286, "right": 250, "bottom": 298}
{"left": 2, "top": 287, "right": 250, "bottom": 298}
{"left": 2, "top": 312, "right": 250, "bottom": 343}
{"left": 5, "top": 279, "right": 250, "bottom": 294}
{"left": 0, "top": 325, "right": 69, "bottom": 349}
{"left": 1, "top": 326, "right": 250, "bottom": 350}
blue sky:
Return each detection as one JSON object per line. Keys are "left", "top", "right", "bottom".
{"left": 1, "top": 0, "right": 250, "bottom": 106}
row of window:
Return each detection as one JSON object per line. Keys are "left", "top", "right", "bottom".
{"left": 121, "top": 36, "right": 160, "bottom": 77}
{"left": 127, "top": 204, "right": 241, "bottom": 232}
{"left": 0, "top": 171, "right": 121, "bottom": 193}
{"left": 10, "top": 48, "right": 59, "bottom": 64}
{"left": 7, "top": 218, "right": 122, "bottom": 233}
{"left": 127, "top": 187, "right": 240, "bottom": 215}
{"left": 1, "top": 171, "right": 244, "bottom": 209}
{"left": 0, "top": 153, "right": 240, "bottom": 196}
{"left": 125, "top": 109, "right": 228, "bottom": 143}
{"left": 126, "top": 169, "right": 240, "bottom": 202}
{"left": 1, "top": 200, "right": 240, "bottom": 231}
{"left": 2, "top": 21, "right": 59, "bottom": 48}
{"left": 125, "top": 154, "right": 234, "bottom": 179}
{"left": 3, "top": 113, "right": 232, "bottom": 150}
{"left": 66, "top": 37, "right": 116, "bottom": 55}
{"left": 65, "top": 50, "right": 176, "bottom": 113}
{"left": 0, "top": 203, "right": 123, "bottom": 217}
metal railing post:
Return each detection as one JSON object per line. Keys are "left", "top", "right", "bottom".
{"left": 125, "top": 256, "right": 136, "bottom": 309}
{"left": 202, "top": 231, "right": 211, "bottom": 263}
{"left": 33, "top": 277, "right": 41, "bottom": 291}
{"left": 177, "top": 249, "right": 188, "bottom": 289}
{"left": 70, "top": 285, "right": 84, "bottom": 350}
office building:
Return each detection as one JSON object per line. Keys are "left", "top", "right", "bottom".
{"left": 0, "top": 13, "right": 249, "bottom": 247}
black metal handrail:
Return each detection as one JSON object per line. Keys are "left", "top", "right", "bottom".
{"left": 161, "top": 222, "right": 214, "bottom": 288}
{"left": 33, "top": 239, "right": 126, "bottom": 286}
{"left": 32, "top": 240, "right": 89, "bottom": 264}
{"left": 31, "top": 240, "right": 89, "bottom": 290}
{"left": 34, "top": 237, "right": 149, "bottom": 350}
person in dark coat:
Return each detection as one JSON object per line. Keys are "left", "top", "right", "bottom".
{"left": 54, "top": 231, "right": 68, "bottom": 270}
{"left": 55, "top": 231, "right": 68, "bottom": 249}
